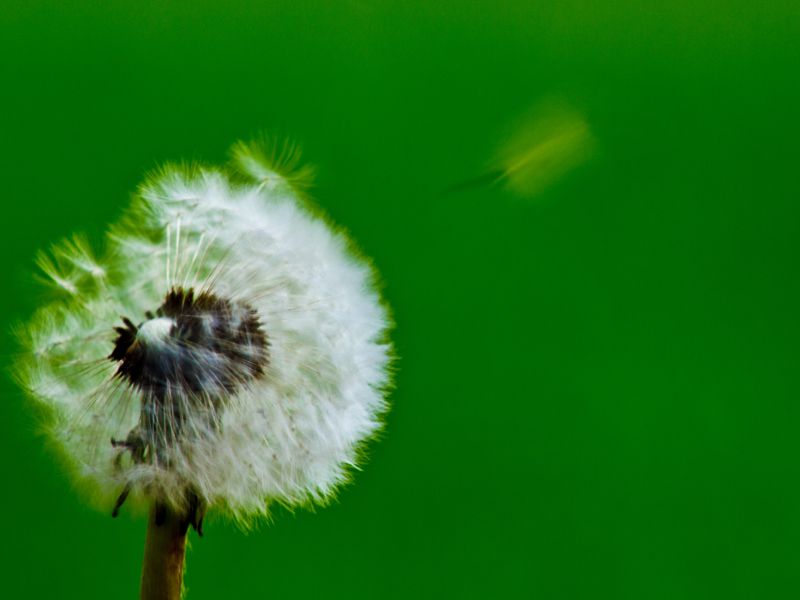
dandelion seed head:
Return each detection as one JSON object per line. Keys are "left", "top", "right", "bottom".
{"left": 18, "top": 139, "right": 393, "bottom": 524}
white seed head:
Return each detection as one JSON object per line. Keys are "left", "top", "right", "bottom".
{"left": 17, "top": 140, "right": 393, "bottom": 524}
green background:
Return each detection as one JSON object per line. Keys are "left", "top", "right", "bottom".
{"left": 1, "top": 2, "right": 798, "bottom": 598}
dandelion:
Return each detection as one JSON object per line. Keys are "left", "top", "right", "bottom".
{"left": 448, "top": 99, "right": 594, "bottom": 199}
{"left": 16, "top": 139, "right": 393, "bottom": 599}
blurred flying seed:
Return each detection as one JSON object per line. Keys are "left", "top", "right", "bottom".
{"left": 449, "top": 100, "right": 594, "bottom": 199}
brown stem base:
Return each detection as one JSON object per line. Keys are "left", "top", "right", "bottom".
{"left": 140, "top": 505, "right": 190, "bottom": 600}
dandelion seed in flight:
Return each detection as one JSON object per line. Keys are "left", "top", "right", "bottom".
{"left": 449, "top": 99, "right": 594, "bottom": 199}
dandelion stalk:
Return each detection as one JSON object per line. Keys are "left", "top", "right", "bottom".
{"left": 140, "top": 505, "right": 189, "bottom": 600}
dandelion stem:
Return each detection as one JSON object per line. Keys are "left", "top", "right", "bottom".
{"left": 140, "top": 504, "right": 189, "bottom": 600}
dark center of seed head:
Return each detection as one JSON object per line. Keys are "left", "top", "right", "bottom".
{"left": 110, "top": 287, "right": 269, "bottom": 398}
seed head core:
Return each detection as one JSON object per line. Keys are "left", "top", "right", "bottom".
{"left": 110, "top": 286, "right": 269, "bottom": 400}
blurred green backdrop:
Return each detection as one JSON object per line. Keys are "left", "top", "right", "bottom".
{"left": 1, "top": 1, "right": 798, "bottom": 598}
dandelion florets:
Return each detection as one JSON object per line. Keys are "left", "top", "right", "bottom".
{"left": 18, "top": 140, "right": 393, "bottom": 526}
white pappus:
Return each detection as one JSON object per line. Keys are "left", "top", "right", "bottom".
{"left": 17, "top": 139, "right": 393, "bottom": 527}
